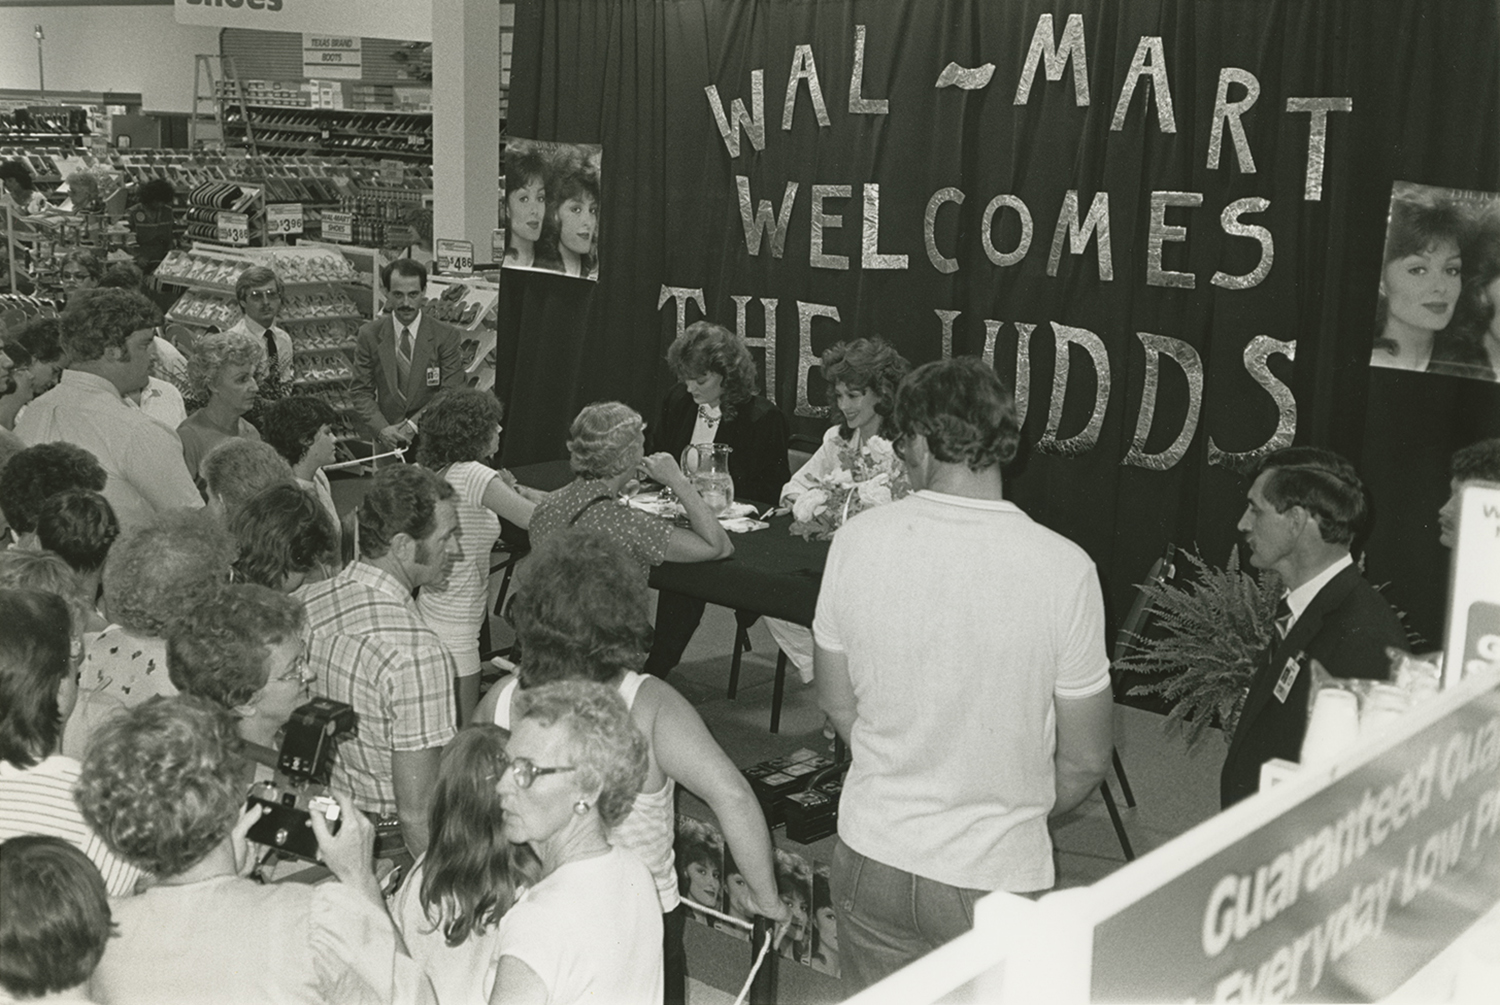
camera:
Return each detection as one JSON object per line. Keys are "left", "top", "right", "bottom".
{"left": 245, "top": 697, "right": 358, "bottom": 862}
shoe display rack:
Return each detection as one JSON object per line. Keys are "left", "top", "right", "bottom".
{"left": 222, "top": 105, "right": 433, "bottom": 162}
{"left": 159, "top": 244, "right": 376, "bottom": 418}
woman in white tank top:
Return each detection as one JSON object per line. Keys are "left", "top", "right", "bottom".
{"left": 474, "top": 530, "right": 788, "bottom": 1004}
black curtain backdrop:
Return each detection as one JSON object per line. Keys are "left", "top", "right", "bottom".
{"left": 496, "top": 0, "right": 1500, "bottom": 642}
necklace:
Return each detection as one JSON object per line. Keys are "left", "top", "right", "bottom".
{"left": 697, "top": 403, "right": 721, "bottom": 429}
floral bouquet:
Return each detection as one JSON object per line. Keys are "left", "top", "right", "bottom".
{"left": 788, "top": 435, "right": 910, "bottom": 541}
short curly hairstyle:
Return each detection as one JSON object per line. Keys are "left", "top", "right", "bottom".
{"left": 167, "top": 584, "right": 305, "bottom": 709}
{"left": 667, "top": 322, "right": 759, "bottom": 422}
{"left": 357, "top": 464, "right": 456, "bottom": 560}
{"left": 102, "top": 510, "right": 236, "bottom": 637}
{"left": 821, "top": 338, "right": 912, "bottom": 436}
{"left": 185, "top": 329, "right": 265, "bottom": 400}
{"left": 98, "top": 261, "right": 146, "bottom": 295}
{"left": 0, "top": 442, "right": 107, "bottom": 535}
{"left": 0, "top": 551, "right": 91, "bottom": 644}
{"left": 229, "top": 483, "right": 339, "bottom": 590}
{"left": 0, "top": 588, "right": 73, "bottom": 770}
{"left": 138, "top": 177, "right": 176, "bottom": 208}
{"left": 513, "top": 681, "right": 647, "bottom": 830}
{"left": 1251, "top": 447, "right": 1368, "bottom": 547}
{"left": 260, "top": 395, "right": 338, "bottom": 467}
{"left": 566, "top": 401, "right": 644, "bottom": 480}
{"left": 514, "top": 530, "right": 652, "bottom": 689}
{"left": 35, "top": 489, "right": 119, "bottom": 574}
{"left": 76, "top": 695, "right": 247, "bottom": 878}
{"left": 11, "top": 316, "right": 64, "bottom": 365}
{"left": 418, "top": 388, "right": 504, "bottom": 469}
{"left": 0, "top": 836, "right": 113, "bottom": 1000}
{"left": 892, "top": 357, "right": 1020, "bottom": 473}
{"left": 233, "top": 265, "right": 284, "bottom": 306}
{"left": 59, "top": 287, "right": 161, "bottom": 364}
{"left": 200, "top": 439, "right": 294, "bottom": 519}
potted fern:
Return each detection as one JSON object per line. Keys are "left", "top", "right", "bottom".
{"left": 1114, "top": 548, "right": 1281, "bottom": 749}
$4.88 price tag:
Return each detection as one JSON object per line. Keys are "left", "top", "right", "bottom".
{"left": 437, "top": 238, "right": 474, "bottom": 275}
{"left": 267, "top": 204, "right": 304, "bottom": 236}
{"left": 216, "top": 211, "right": 250, "bottom": 247}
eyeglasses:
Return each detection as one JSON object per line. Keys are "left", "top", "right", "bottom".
{"left": 60, "top": 270, "right": 92, "bottom": 282}
{"left": 494, "top": 754, "right": 578, "bottom": 790}
{"left": 272, "top": 650, "right": 315, "bottom": 684}
{"left": 244, "top": 289, "right": 282, "bottom": 302}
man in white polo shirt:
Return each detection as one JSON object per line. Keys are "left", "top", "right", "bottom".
{"left": 813, "top": 357, "right": 1115, "bottom": 991}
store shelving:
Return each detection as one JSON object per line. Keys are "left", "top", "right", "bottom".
{"left": 222, "top": 105, "right": 433, "bottom": 161}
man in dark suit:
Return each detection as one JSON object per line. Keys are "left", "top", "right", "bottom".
{"left": 1220, "top": 447, "right": 1407, "bottom": 809}
{"left": 351, "top": 258, "right": 466, "bottom": 446}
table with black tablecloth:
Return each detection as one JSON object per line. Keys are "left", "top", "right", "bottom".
{"left": 509, "top": 460, "right": 829, "bottom": 627}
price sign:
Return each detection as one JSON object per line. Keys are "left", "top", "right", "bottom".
{"left": 322, "top": 211, "right": 354, "bottom": 244}
{"left": 216, "top": 211, "right": 250, "bottom": 247}
{"left": 379, "top": 159, "right": 405, "bottom": 185}
{"left": 437, "top": 238, "right": 474, "bottom": 275}
{"left": 267, "top": 203, "right": 304, "bottom": 236}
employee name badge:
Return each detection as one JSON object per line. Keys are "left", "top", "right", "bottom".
{"left": 1272, "top": 654, "right": 1302, "bottom": 703}
{"left": 426, "top": 366, "right": 441, "bottom": 387}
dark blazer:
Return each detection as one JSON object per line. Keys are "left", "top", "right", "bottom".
{"left": 651, "top": 384, "right": 790, "bottom": 505}
{"left": 350, "top": 313, "right": 466, "bottom": 438}
{"left": 1219, "top": 563, "right": 1407, "bottom": 808}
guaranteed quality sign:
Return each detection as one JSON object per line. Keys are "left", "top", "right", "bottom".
{"left": 1089, "top": 676, "right": 1500, "bottom": 1002}
{"left": 174, "top": 0, "right": 430, "bottom": 43}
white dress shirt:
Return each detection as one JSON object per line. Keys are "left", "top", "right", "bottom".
{"left": 225, "top": 315, "right": 296, "bottom": 387}
{"left": 1282, "top": 553, "right": 1355, "bottom": 630}
{"left": 16, "top": 370, "right": 203, "bottom": 531}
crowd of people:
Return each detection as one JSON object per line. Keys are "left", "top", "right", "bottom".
{"left": 3, "top": 244, "right": 1499, "bottom": 1004}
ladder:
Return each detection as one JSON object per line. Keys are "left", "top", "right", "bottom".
{"left": 191, "top": 54, "right": 259, "bottom": 157}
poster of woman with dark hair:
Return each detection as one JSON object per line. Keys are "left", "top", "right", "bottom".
{"left": 500, "top": 138, "right": 601, "bottom": 280}
{"left": 1371, "top": 181, "right": 1500, "bottom": 381}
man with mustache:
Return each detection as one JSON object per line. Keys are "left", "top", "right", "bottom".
{"left": 350, "top": 258, "right": 466, "bottom": 449}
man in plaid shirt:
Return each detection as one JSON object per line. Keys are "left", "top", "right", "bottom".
{"left": 298, "top": 465, "right": 462, "bottom": 858}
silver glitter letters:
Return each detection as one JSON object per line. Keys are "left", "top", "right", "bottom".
{"left": 810, "top": 185, "right": 851, "bottom": 270}
{"left": 1208, "top": 336, "right": 1297, "bottom": 468}
{"left": 1014, "top": 13, "right": 1090, "bottom": 106}
{"left": 783, "top": 45, "right": 832, "bottom": 131}
{"left": 1037, "top": 323, "right": 1110, "bottom": 456}
{"left": 795, "top": 301, "right": 841, "bottom": 416}
{"left": 1122, "top": 333, "right": 1203, "bottom": 470}
{"left": 1285, "top": 97, "right": 1352, "bottom": 201}
{"left": 1110, "top": 36, "right": 1177, "bottom": 133}
{"left": 1207, "top": 68, "right": 1259, "bottom": 172}
{"left": 848, "top": 25, "right": 889, "bottom": 115}
{"left": 736, "top": 177, "right": 798, "bottom": 258}
{"left": 1048, "top": 191, "right": 1113, "bottom": 281}
{"left": 924, "top": 187, "right": 964, "bottom": 274}
{"left": 862, "top": 184, "right": 908, "bottom": 270}
{"left": 1212, "top": 198, "right": 1273, "bottom": 290}
{"left": 704, "top": 71, "right": 766, "bottom": 159}
{"left": 1147, "top": 191, "right": 1203, "bottom": 289}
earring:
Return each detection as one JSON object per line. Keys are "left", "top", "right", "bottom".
{"left": 574, "top": 800, "right": 591, "bottom": 815}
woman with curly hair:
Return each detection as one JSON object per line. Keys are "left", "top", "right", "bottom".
{"left": 79, "top": 509, "right": 235, "bottom": 717}
{"left": 1433, "top": 216, "right": 1500, "bottom": 381}
{"left": 177, "top": 329, "right": 266, "bottom": 479}
{"left": 165, "top": 583, "right": 311, "bottom": 752}
{"left": 58, "top": 248, "right": 104, "bottom": 305}
{"left": 391, "top": 725, "right": 541, "bottom": 1003}
{"left": 534, "top": 159, "right": 599, "bottom": 279}
{"left": 416, "top": 389, "right": 542, "bottom": 721}
{"left": 260, "top": 394, "right": 342, "bottom": 529}
{"left": 771, "top": 337, "right": 912, "bottom": 680}
{"left": 228, "top": 482, "right": 339, "bottom": 592}
{"left": 528, "top": 401, "right": 731, "bottom": 577}
{"left": 489, "top": 681, "right": 661, "bottom": 1004}
{"left": 477, "top": 530, "right": 787, "bottom": 1004}
{"left": 78, "top": 696, "right": 430, "bottom": 1004}
{"left": 645, "top": 320, "right": 790, "bottom": 676}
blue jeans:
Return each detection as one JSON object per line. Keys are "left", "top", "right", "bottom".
{"left": 831, "top": 839, "right": 987, "bottom": 993}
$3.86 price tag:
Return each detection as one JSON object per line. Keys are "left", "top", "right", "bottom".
{"left": 266, "top": 204, "right": 304, "bottom": 236}
{"left": 216, "top": 211, "right": 250, "bottom": 247}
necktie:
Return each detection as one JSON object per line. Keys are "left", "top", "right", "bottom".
{"left": 396, "top": 326, "right": 413, "bottom": 390}
{"left": 1274, "top": 596, "right": 1294, "bottom": 640}
{"left": 263, "top": 330, "right": 281, "bottom": 398}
